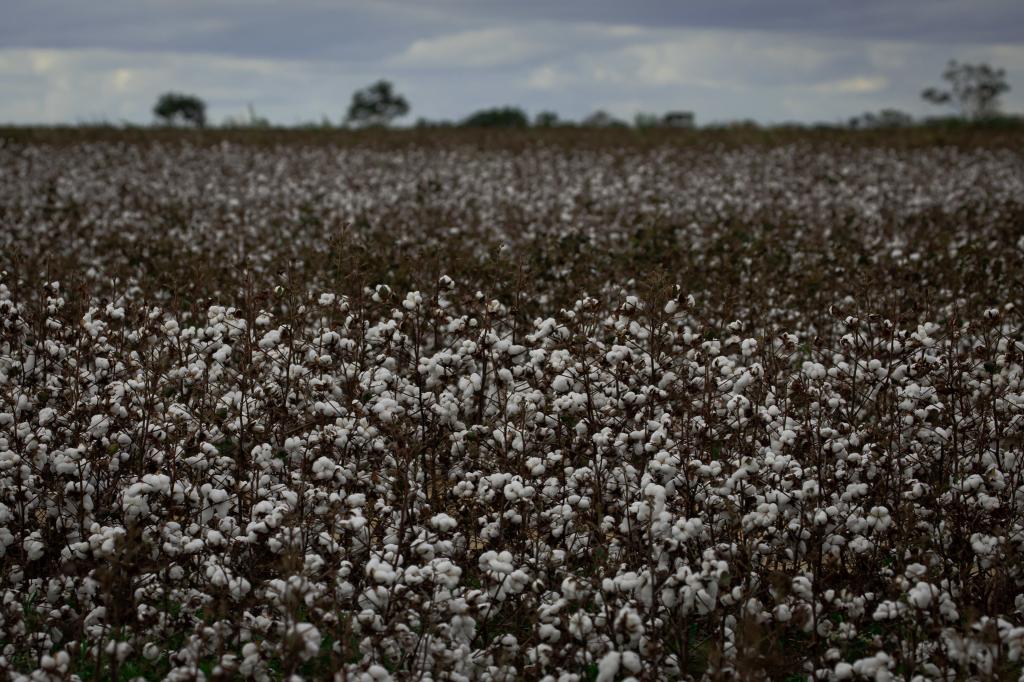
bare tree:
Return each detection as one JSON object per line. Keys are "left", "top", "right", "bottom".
{"left": 922, "top": 60, "right": 1010, "bottom": 120}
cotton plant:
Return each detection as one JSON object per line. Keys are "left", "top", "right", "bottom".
{"left": 0, "top": 140, "right": 1023, "bottom": 680}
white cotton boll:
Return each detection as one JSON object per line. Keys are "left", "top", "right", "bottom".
{"left": 259, "top": 329, "right": 282, "bottom": 349}
{"left": 88, "top": 414, "right": 109, "bottom": 438}
{"left": 849, "top": 535, "right": 872, "bottom": 553}
{"left": 907, "top": 581, "right": 936, "bottom": 608}
{"left": 873, "top": 600, "right": 903, "bottom": 621}
{"left": 834, "top": 662, "right": 854, "bottom": 679}
{"left": 318, "top": 293, "right": 336, "bottom": 306}
{"left": 315, "top": 400, "right": 345, "bottom": 417}
{"left": 552, "top": 375, "right": 571, "bottom": 393}
{"left": 366, "top": 556, "right": 397, "bottom": 584}
{"left": 481, "top": 550, "right": 515, "bottom": 575}
{"left": 970, "top": 533, "right": 998, "bottom": 556}
{"left": 312, "top": 457, "right": 337, "bottom": 480}
{"left": 343, "top": 516, "right": 367, "bottom": 532}
{"left": 206, "top": 564, "right": 230, "bottom": 587}
{"left": 105, "top": 641, "right": 132, "bottom": 663}
{"left": 568, "top": 612, "right": 593, "bottom": 640}
{"left": 791, "top": 576, "right": 813, "bottom": 601}
{"left": 364, "top": 664, "right": 393, "bottom": 681}
{"left": 288, "top": 622, "right": 322, "bottom": 661}
{"left": 430, "top": 513, "right": 458, "bottom": 532}
{"left": 229, "top": 576, "right": 251, "bottom": 599}
{"left": 904, "top": 563, "right": 927, "bottom": 579}
{"left": 450, "top": 614, "right": 477, "bottom": 642}
{"left": 866, "top": 506, "right": 892, "bottom": 532}
{"left": 38, "top": 407, "right": 56, "bottom": 425}
{"left": 663, "top": 299, "right": 678, "bottom": 314}
{"left": 402, "top": 291, "right": 423, "bottom": 310}
{"left": 596, "top": 651, "right": 621, "bottom": 682}
{"left": 852, "top": 652, "right": 893, "bottom": 680}
{"left": 23, "top": 532, "right": 45, "bottom": 561}
{"left": 504, "top": 480, "right": 525, "bottom": 501}
{"left": 621, "top": 651, "right": 641, "bottom": 673}
{"left": 431, "top": 559, "right": 462, "bottom": 588}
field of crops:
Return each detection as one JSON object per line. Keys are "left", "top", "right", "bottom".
{"left": 1, "top": 132, "right": 1023, "bottom": 680}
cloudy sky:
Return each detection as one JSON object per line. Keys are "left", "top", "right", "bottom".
{"left": 2, "top": 0, "right": 1023, "bottom": 126}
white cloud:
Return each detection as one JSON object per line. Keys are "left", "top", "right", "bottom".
{"left": 2, "top": 23, "right": 1021, "bottom": 125}
{"left": 525, "top": 65, "right": 562, "bottom": 90}
{"left": 810, "top": 75, "right": 889, "bottom": 94}
{"left": 594, "top": 32, "right": 849, "bottom": 90}
{"left": 0, "top": 47, "right": 370, "bottom": 124}
{"left": 392, "top": 28, "right": 543, "bottom": 68}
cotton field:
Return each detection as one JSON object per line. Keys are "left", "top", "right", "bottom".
{"left": 0, "top": 136, "right": 1023, "bottom": 680}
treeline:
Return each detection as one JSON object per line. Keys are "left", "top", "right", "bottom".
{"left": 33, "top": 60, "right": 1024, "bottom": 132}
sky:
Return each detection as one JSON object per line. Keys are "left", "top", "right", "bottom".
{"left": 2, "top": 0, "right": 1023, "bottom": 126}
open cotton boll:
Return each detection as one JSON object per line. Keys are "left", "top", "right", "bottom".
{"left": 287, "top": 622, "right": 322, "bottom": 662}
{"left": 596, "top": 651, "right": 621, "bottom": 682}
{"left": 429, "top": 513, "right": 458, "bottom": 532}
{"left": 907, "top": 581, "right": 937, "bottom": 609}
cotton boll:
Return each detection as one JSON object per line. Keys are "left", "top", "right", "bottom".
{"left": 907, "top": 581, "right": 936, "bottom": 609}
{"left": 430, "top": 513, "right": 458, "bottom": 532}
{"left": 88, "top": 414, "right": 109, "bottom": 438}
{"left": 23, "top": 532, "right": 45, "bottom": 561}
{"left": 596, "top": 651, "right": 620, "bottom": 682}
{"left": 287, "top": 622, "right": 322, "bottom": 662}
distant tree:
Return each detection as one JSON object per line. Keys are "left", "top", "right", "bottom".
{"left": 461, "top": 107, "right": 529, "bottom": 128}
{"left": 414, "top": 118, "right": 454, "bottom": 129}
{"left": 582, "top": 110, "right": 627, "bottom": 129}
{"left": 534, "top": 111, "right": 560, "bottom": 128}
{"left": 633, "top": 112, "right": 660, "bottom": 130}
{"left": 662, "top": 111, "right": 695, "bottom": 129}
{"left": 849, "top": 108, "right": 913, "bottom": 130}
{"left": 346, "top": 80, "right": 410, "bottom": 128}
{"left": 153, "top": 92, "right": 207, "bottom": 128}
{"left": 294, "top": 117, "right": 336, "bottom": 130}
{"left": 922, "top": 60, "right": 1010, "bottom": 120}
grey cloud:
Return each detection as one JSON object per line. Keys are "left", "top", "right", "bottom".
{"left": 1, "top": 0, "right": 1021, "bottom": 125}
{"left": 3, "top": 0, "right": 1021, "bottom": 62}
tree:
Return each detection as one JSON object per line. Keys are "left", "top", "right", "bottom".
{"left": 849, "top": 109, "right": 913, "bottom": 130}
{"left": 346, "top": 80, "right": 410, "bottom": 128}
{"left": 582, "top": 110, "right": 627, "bottom": 129}
{"left": 153, "top": 92, "right": 207, "bottom": 128}
{"left": 461, "top": 107, "right": 529, "bottom": 128}
{"left": 662, "top": 111, "right": 695, "bottom": 129}
{"left": 921, "top": 60, "right": 1010, "bottom": 120}
{"left": 534, "top": 111, "right": 560, "bottom": 128}
{"left": 633, "top": 112, "right": 660, "bottom": 130}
